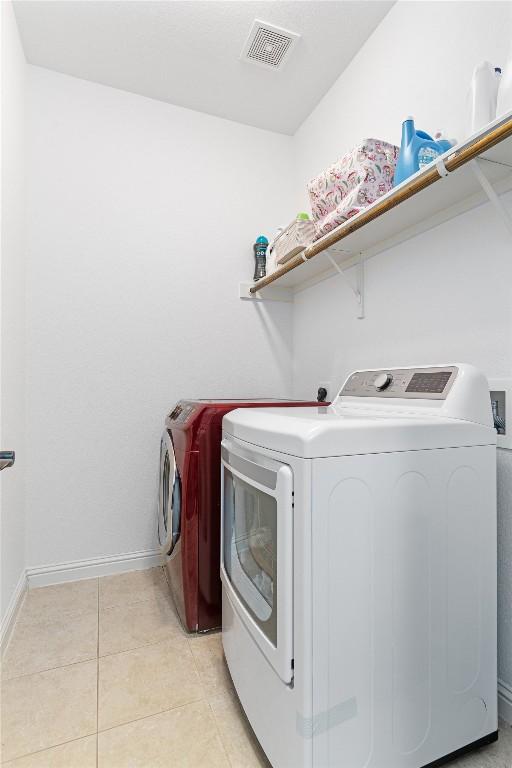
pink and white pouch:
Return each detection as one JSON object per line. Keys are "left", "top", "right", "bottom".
{"left": 307, "top": 139, "right": 399, "bottom": 240}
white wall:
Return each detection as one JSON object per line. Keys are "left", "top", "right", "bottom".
{"left": 1, "top": 1, "right": 27, "bottom": 631}
{"left": 25, "top": 67, "right": 295, "bottom": 569}
{"left": 291, "top": 0, "right": 512, "bottom": 716}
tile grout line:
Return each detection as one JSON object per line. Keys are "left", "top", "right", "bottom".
{"left": 206, "top": 694, "right": 235, "bottom": 768}
{"left": 187, "top": 633, "right": 206, "bottom": 693}
{"left": 1, "top": 731, "right": 98, "bottom": 765}
{"left": 2, "top": 655, "right": 98, "bottom": 682}
{"left": 96, "top": 694, "right": 206, "bottom": 737}
{"left": 4, "top": 623, "right": 191, "bottom": 683}
{"left": 0, "top": 624, "right": 213, "bottom": 683}
{"left": 16, "top": 606, "right": 99, "bottom": 627}
{"left": 192, "top": 631, "right": 236, "bottom": 768}
{"left": 99, "top": 628, "right": 189, "bottom": 659}
{"left": 204, "top": 660, "right": 271, "bottom": 768}
{"left": 100, "top": 634, "right": 190, "bottom": 666}
{"left": 99, "top": 591, "right": 174, "bottom": 613}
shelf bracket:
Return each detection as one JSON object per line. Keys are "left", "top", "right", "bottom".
{"left": 239, "top": 282, "right": 293, "bottom": 302}
{"left": 325, "top": 252, "right": 365, "bottom": 319}
{"left": 470, "top": 159, "right": 512, "bottom": 238}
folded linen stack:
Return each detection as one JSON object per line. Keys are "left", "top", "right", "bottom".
{"left": 307, "top": 138, "right": 399, "bottom": 240}
{"left": 273, "top": 214, "right": 316, "bottom": 265}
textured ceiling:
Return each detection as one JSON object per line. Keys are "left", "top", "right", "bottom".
{"left": 14, "top": 1, "right": 394, "bottom": 134}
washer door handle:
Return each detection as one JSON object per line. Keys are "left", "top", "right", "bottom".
{"left": 0, "top": 451, "right": 15, "bottom": 471}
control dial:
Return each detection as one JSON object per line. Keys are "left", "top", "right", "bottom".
{"left": 374, "top": 372, "right": 393, "bottom": 391}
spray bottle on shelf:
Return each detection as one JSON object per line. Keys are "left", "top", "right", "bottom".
{"left": 253, "top": 235, "right": 269, "bottom": 281}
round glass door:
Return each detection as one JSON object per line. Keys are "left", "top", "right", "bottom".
{"left": 158, "top": 431, "right": 181, "bottom": 555}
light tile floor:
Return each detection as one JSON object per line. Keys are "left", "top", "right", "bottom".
{"left": 0, "top": 567, "right": 510, "bottom": 767}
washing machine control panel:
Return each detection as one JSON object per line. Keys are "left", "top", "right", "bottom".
{"left": 341, "top": 366, "right": 458, "bottom": 400}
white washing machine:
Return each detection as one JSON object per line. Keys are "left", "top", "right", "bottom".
{"left": 220, "top": 364, "right": 498, "bottom": 768}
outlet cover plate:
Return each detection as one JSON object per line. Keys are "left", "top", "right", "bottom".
{"left": 489, "top": 378, "right": 512, "bottom": 450}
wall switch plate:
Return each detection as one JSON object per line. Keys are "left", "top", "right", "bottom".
{"left": 489, "top": 378, "right": 512, "bottom": 450}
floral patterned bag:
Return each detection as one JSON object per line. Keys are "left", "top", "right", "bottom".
{"left": 307, "top": 139, "right": 399, "bottom": 240}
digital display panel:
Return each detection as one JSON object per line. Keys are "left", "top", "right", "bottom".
{"left": 406, "top": 371, "right": 452, "bottom": 394}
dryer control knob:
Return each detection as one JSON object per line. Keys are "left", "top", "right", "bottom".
{"left": 374, "top": 372, "right": 393, "bottom": 391}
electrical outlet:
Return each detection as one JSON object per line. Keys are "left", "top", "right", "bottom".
{"left": 317, "top": 381, "right": 332, "bottom": 403}
{"left": 489, "top": 378, "right": 512, "bottom": 450}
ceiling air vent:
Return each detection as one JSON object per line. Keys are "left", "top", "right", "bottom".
{"left": 241, "top": 20, "right": 300, "bottom": 70}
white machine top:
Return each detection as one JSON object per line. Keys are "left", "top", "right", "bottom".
{"left": 223, "top": 364, "right": 496, "bottom": 458}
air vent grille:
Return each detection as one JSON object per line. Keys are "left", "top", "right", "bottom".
{"left": 241, "top": 20, "right": 300, "bottom": 70}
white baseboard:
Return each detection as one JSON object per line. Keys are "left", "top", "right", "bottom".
{"left": 26, "top": 548, "right": 163, "bottom": 588}
{"left": 498, "top": 679, "right": 512, "bottom": 725}
{"left": 1, "top": 569, "right": 28, "bottom": 655}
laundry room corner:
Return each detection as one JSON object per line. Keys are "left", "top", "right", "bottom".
{"left": 22, "top": 66, "right": 295, "bottom": 575}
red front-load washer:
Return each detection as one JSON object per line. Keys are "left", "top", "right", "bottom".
{"left": 158, "top": 399, "right": 322, "bottom": 633}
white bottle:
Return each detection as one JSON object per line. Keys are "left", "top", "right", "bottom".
{"left": 497, "top": 51, "right": 512, "bottom": 117}
{"left": 467, "top": 62, "right": 501, "bottom": 136}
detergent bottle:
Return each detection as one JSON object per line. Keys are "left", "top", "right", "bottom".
{"left": 253, "top": 235, "right": 269, "bottom": 281}
{"left": 393, "top": 117, "right": 450, "bottom": 187}
{"left": 467, "top": 62, "right": 501, "bottom": 135}
{"left": 497, "top": 46, "right": 512, "bottom": 117}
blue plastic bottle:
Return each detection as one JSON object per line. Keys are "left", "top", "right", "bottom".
{"left": 393, "top": 117, "right": 450, "bottom": 187}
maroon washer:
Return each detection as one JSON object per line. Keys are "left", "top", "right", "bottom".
{"left": 158, "top": 399, "right": 321, "bottom": 633}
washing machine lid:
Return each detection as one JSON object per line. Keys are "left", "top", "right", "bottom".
{"left": 222, "top": 365, "right": 497, "bottom": 458}
{"left": 223, "top": 407, "right": 494, "bottom": 457}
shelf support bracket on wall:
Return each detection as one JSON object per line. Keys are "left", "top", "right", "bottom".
{"left": 325, "top": 251, "right": 365, "bottom": 319}
{"left": 470, "top": 159, "right": 512, "bottom": 238}
{"left": 239, "top": 282, "right": 293, "bottom": 302}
